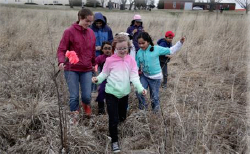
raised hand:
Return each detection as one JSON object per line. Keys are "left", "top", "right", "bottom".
{"left": 180, "top": 37, "right": 185, "bottom": 44}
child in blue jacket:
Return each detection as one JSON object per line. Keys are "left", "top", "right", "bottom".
{"left": 136, "top": 32, "right": 185, "bottom": 112}
{"left": 90, "top": 12, "right": 113, "bottom": 56}
{"left": 90, "top": 12, "right": 113, "bottom": 92}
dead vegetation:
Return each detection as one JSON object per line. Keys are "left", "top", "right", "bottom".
{"left": 0, "top": 5, "right": 249, "bottom": 154}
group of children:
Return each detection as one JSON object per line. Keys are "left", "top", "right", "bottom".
{"left": 57, "top": 8, "right": 185, "bottom": 153}
{"left": 92, "top": 14, "right": 184, "bottom": 153}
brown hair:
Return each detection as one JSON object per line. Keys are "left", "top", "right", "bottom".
{"left": 101, "top": 41, "right": 112, "bottom": 51}
{"left": 77, "top": 8, "right": 93, "bottom": 22}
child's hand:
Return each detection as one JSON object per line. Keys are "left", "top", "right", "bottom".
{"left": 96, "top": 46, "right": 101, "bottom": 50}
{"left": 180, "top": 37, "right": 185, "bottom": 44}
{"left": 142, "top": 89, "right": 147, "bottom": 96}
{"left": 132, "top": 29, "right": 138, "bottom": 34}
{"left": 58, "top": 63, "right": 65, "bottom": 70}
{"left": 92, "top": 77, "right": 98, "bottom": 83}
{"left": 166, "top": 55, "right": 172, "bottom": 59}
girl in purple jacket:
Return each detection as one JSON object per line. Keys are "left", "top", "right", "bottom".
{"left": 126, "top": 14, "right": 144, "bottom": 52}
{"left": 95, "top": 41, "right": 112, "bottom": 114}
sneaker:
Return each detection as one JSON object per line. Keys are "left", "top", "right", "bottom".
{"left": 111, "top": 142, "right": 120, "bottom": 153}
{"left": 69, "top": 111, "right": 79, "bottom": 126}
{"left": 81, "top": 102, "right": 92, "bottom": 117}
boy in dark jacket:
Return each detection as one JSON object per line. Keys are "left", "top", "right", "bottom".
{"left": 157, "top": 31, "right": 175, "bottom": 88}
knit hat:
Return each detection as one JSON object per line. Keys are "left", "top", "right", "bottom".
{"left": 165, "top": 31, "right": 175, "bottom": 38}
{"left": 133, "top": 14, "right": 142, "bottom": 22}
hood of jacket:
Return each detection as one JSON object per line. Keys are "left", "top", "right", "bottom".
{"left": 92, "top": 12, "right": 106, "bottom": 28}
{"left": 157, "top": 38, "right": 172, "bottom": 48}
{"left": 73, "top": 22, "right": 88, "bottom": 32}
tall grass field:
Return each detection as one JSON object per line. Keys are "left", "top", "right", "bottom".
{"left": 0, "top": 4, "right": 249, "bottom": 154}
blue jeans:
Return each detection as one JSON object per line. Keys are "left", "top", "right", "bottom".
{"left": 136, "top": 73, "right": 161, "bottom": 112}
{"left": 64, "top": 71, "right": 92, "bottom": 111}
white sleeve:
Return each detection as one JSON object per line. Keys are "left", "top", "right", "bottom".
{"left": 129, "top": 45, "right": 136, "bottom": 60}
{"left": 168, "top": 41, "right": 183, "bottom": 56}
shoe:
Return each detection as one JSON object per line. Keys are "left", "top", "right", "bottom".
{"left": 111, "top": 142, "right": 120, "bottom": 153}
{"left": 69, "top": 111, "right": 79, "bottom": 126}
{"left": 82, "top": 102, "right": 91, "bottom": 116}
{"left": 161, "top": 84, "right": 167, "bottom": 89}
{"left": 98, "top": 101, "right": 105, "bottom": 115}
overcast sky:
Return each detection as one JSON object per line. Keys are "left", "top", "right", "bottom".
{"left": 154, "top": 0, "right": 243, "bottom": 9}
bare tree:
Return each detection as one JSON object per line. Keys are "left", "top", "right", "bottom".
{"left": 120, "top": 0, "right": 127, "bottom": 10}
{"left": 100, "top": 0, "right": 105, "bottom": 7}
{"left": 93, "top": 0, "right": 97, "bottom": 8}
{"left": 128, "top": 0, "right": 135, "bottom": 10}
{"left": 69, "top": 0, "right": 73, "bottom": 8}
{"left": 207, "top": 0, "right": 223, "bottom": 12}
{"left": 135, "top": 0, "right": 147, "bottom": 10}
{"left": 235, "top": 0, "right": 250, "bottom": 14}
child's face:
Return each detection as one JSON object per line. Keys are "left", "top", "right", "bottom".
{"left": 79, "top": 15, "right": 94, "bottom": 29}
{"left": 95, "top": 21, "right": 103, "bottom": 28}
{"left": 138, "top": 38, "right": 149, "bottom": 50}
{"left": 165, "top": 37, "right": 173, "bottom": 43}
{"left": 134, "top": 21, "right": 142, "bottom": 26}
{"left": 116, "top": 41, "right": 128, "bottom": 58}
{"left": 102, "top": 44, "right": 112, "bottom": 56}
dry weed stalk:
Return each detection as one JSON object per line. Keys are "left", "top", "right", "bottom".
{"left": 45, "top": 13, "right": 69, "bottom": 153}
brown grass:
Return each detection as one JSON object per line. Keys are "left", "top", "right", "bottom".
{"left": 0, "top": 5, "right": 248, "bottom": 154}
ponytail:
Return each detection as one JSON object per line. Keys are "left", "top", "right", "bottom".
{"left": 149, "top": 37, "right": 154, "bottom": 52}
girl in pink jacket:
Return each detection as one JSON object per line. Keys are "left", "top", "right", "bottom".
{"left": 92, "top": 34, "right": 147, "bottom": 153}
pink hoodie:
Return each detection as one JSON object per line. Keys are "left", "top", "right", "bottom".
{"left": 57, "top": 23, "right": 96, "bottom": 72}
{"left": 96, "top": 54, "right": 144, "bottom": 98}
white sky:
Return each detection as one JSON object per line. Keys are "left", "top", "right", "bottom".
{"left": 154, "top": 0, "right": 243, "bottom": 9}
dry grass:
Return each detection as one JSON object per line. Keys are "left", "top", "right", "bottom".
{"left": 0, "top": 5, "right": 249, "bottom": 154}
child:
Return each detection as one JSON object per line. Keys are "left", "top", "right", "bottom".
{"left": 92, "top": 34, "right": 147, "bottom": 153}
{"left": 157, "top": 31, "right": 175, "bottom": 88}
{"left": 90, "top": 12, "right": 113, "bottom": 56}
{"left": 136, "top": 32, "right": 185, "bottom": 112}
{"left": 116, "top": 32, "right": 136, "bottom": 59}
{"left": 126, "top": 14, "right": 144, "bottom": 52}
{"left": 90, "top": 12, "right": 113, "bottom": 93}
{"left": 95, "top": 41, "right": 112, "bottom": 114}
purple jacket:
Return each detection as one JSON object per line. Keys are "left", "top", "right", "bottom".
{"left": 126, "top": 24, "right": 143, "bottom": 51}
{"left": 96, "top": 54, "right": 110, "bottom": 71}
{"left": 57, "top": 23, "right": 96, "bottom": 72}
